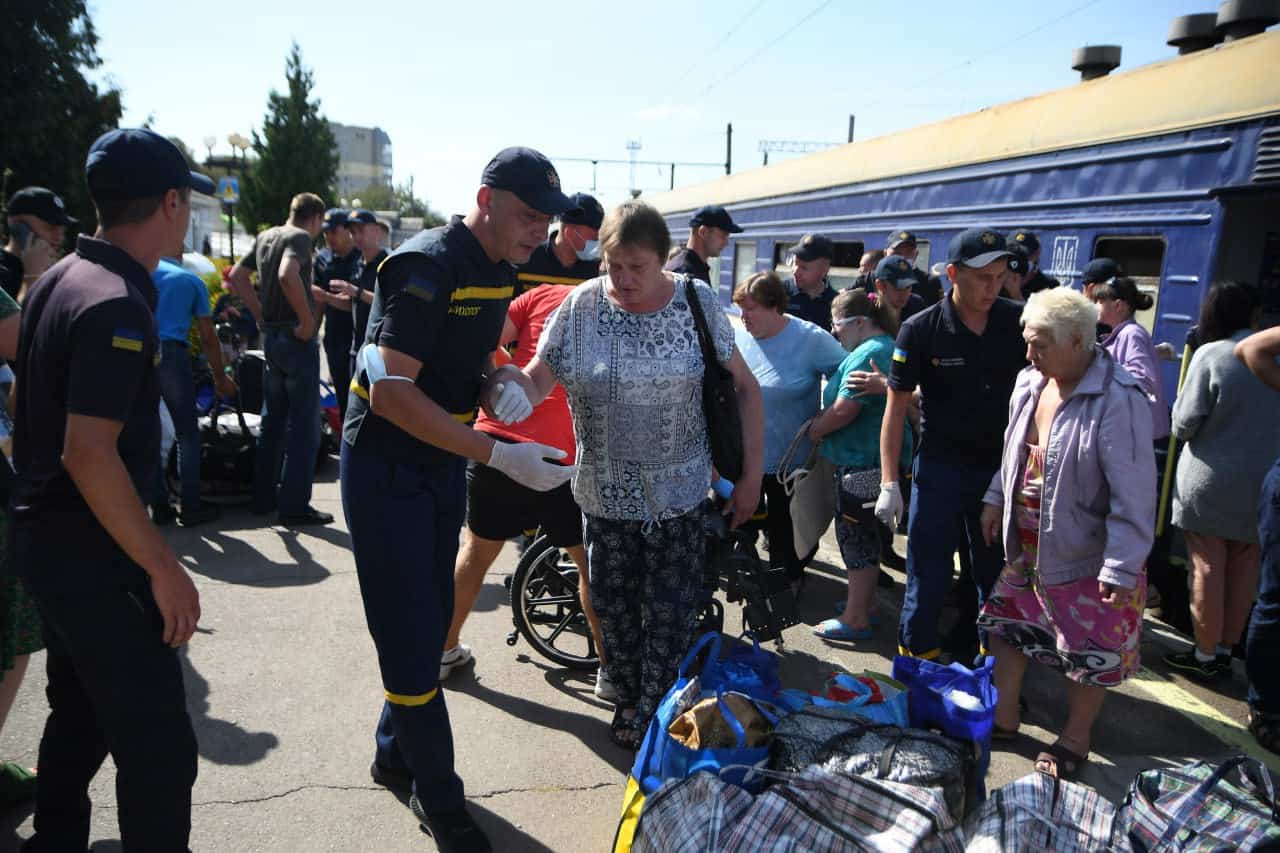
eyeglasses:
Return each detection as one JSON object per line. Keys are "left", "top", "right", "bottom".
{"left": 832, "top": 316, "right": 862, "bottom": 330}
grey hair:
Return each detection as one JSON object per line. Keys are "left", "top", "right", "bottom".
{"left": 1021, "top": 287, "right": 1098, "bottom": 350}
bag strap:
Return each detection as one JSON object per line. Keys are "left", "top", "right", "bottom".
{"left": 677, "top": 631, "right": 723, "bottom": 680}
{"left": 714, "top": 689, "right": 749, "bottom": 749}
{"left": 1157, "top": 756, "right": 1280, "bottom": 846}
{"left": 683, "top": 277, "right": 720, "bottom": 373}
{"left": 776, "top": 418, "right": 819, "bottom": 495}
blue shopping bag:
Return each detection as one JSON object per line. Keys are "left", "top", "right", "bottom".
{"left": 892, "top": 655, "right": 997, "bottom": 797}
{"left": 703, "top": 632, "right": 782, "bottom": 700}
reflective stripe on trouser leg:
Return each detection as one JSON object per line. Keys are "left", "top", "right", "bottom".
{"left": 340, "top": 439, "right": 467, "bottom": 811}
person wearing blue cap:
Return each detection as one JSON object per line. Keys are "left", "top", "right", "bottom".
{"left": 11, "top": 127, "right": 211, "bottom": 851}
{"left": 785, "top": 233, "right": 839, "bottom": 328}
{"left": 315, "top": 208, "right": 362, "bottom": 422}
{"left": 342, "top": 146, "right": 578, "bottom": 852}
{"left": 2, "top": 187, "right": 76, "bottom": 301}
{"left": 334, "top": 209, "right": 384, "bottom": 377}
{"left": 664, "top": 204, "right": 741, "bottom": 286}
{"left": 226, "top": 191, "right": 333, "bottom": 526}
{"left": 1008, "top": 229, "right": 1059, "bottom": 299}
{"left": 515, "top": 191, "right": 604, "bottom": 294}
{"left": 886, "top": 230, "right": 943, "bottom": 306}
{"left": 875, "top": 228, "right": 1026, "bottom": 663}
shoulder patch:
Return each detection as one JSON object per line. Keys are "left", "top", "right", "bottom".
{"left": 111, "top": 327, "right": 145, "bottom": 353}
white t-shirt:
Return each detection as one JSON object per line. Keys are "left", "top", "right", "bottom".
{"left": 538, "top": 275, "right": 735, "bottom": 522}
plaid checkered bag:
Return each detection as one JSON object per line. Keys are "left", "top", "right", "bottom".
{"left": 1116, "top": 756, "right": 1280, "bottom": 851}
{"left": 634, "top": 766, "right": 965, "bottom": 852}
{"left": 963, "top": 772, "right": 1127, "bottom": 852}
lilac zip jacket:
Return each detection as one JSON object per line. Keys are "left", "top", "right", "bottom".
{"left": 983, "top": 348, "right": 1156, "bottom": 589}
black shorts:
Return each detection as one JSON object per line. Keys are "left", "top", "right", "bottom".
{"left": 466, "top": 445, "right": 583, "bottom": 547}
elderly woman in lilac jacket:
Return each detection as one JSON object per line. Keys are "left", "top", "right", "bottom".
{"left": 978, "top": 288, "right": 1156, "bottom": 781}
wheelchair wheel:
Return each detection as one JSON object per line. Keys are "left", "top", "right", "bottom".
{"left": 509, "top": 535, "right": 598, "bottom": 671}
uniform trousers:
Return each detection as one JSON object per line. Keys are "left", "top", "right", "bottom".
{"left": 339, "top": 438, "right": 466, "bottom": 814}
{"left": 899, "top": 454, "right": 1004, "bottom": 659}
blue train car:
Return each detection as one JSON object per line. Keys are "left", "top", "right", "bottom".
{"left": 643, "top": 29, "right": 1280, "bottom": 403}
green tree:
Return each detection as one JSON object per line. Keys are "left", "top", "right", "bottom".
{"left": 0, "top": 2, "right": 123, "bottom": 238}
{"left": 350, "top": 181, "right": 445, "bottom": 226}
{"left": 239, "top": 43, "right": 338, "bottom": 232}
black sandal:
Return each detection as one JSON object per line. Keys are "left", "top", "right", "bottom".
{"left": 1250, "top": 709, "right": 1280, "bottom": 755}
{"left": 610, "top": 706, "right": 644, "bottom": 751}
{"left": 1035, "top": 741, "right": 1089, "bottom": 780}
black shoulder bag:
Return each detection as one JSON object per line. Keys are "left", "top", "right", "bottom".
{"left": 684, "top": 277, "right": 744, "bottom": 482}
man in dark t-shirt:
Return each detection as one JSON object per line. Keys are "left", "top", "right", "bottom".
{"left": 228, "top": 192, "right": 331, "bottom": 525}
{"left": 876, "top": 228, "right": 1025, "bottom": 662}
{"left": 12, "top": 128, "right": 211, "bottom": 852}
{"left": 665, "top": 204, "right": 741, "bottom": 290}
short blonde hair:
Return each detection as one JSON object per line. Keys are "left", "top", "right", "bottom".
{"left": 731, "top": 271, "right": 788, "bottom": 312}
{"left": 1022, "top": 287, "right": 1098, "bottom": 350}
{"left": 599, "top": 201, "right": 670, "bottom": 261}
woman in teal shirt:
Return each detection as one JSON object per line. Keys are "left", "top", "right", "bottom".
{"left": 807, "top": 290, "right": 908, "bottom": 640}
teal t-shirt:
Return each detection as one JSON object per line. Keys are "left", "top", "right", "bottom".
{"left": 820, "top": 334, "right": 913, "bottom": 469}
{"left": 735, "top": 316, "right": 848, "bottom": 474}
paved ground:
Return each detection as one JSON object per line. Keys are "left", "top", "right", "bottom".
{"left": 0, "top": 460, "right": 1269, "bottom": 852}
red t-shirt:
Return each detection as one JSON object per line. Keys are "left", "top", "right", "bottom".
{"left": 475, "top": 284, "right": 577, "bottom": 463}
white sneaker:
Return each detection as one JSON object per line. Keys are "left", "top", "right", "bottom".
{"left": 594, "top": 668, "right": 620, "bottom": 703}
{"left": 439, "top": 644, "right": 473, "bottom": 681}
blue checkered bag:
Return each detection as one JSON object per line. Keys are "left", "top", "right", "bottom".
{"left": 1116, "top": 755, "right": 1280, "bottom": 851}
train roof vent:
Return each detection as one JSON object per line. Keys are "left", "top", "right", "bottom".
{"left": 1254, "top": 127, "right": 1280, "bottom": 183}
{"left": 1072, "top": 45, "right": 1122, "bottom": 81}
{"left": 1168, "top": 13, "right": 1221, "bottom": 53}
{"left": 1216, "top": 0, "right": 1280, "bottom": 41}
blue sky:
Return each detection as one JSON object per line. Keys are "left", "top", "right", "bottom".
{"left": 93, "top": 0, "right": 1213, "bottom": 216}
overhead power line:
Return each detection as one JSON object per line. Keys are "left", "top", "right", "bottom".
{"left": 668, "top": 0, "right": 771, "bottom": 94}
{"left": 695, "top": 0, "right": 836, "bottom": 99}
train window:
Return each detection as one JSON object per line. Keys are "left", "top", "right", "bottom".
{"left": 772, "top": 239, "right": 865, "bottom": 268}
{"left": 1093, "top": 237, "right": 1166, "bottom": 332}
{"left": 914, "top": 240, "right": 930, "bottom": 272}
{"left": 733, "top": 241, "right": 757, "bottom": 288}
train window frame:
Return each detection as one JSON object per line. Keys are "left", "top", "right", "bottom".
{"left": 772, "top": 239, "right": 865, "bottom": 272}
{"left": 1092, "top": 236, "right": 1167, "bottom": 333}
{"left": 733, "top": 240, "right": 757, "bottom": 288}
{"left": 914, "top": 240, "right": 930, "bottom": 273}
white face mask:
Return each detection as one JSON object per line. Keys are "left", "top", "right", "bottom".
{"left": 576, "top": 240, "right": 600, "bottom": 262}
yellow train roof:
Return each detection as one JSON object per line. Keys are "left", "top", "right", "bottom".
{"left": 644, "top": 29, "right": 1280, "bottom": 214}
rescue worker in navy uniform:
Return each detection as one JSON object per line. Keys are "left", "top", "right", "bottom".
{"left": 12, "top": 128, "right": 209, "bottom": 851}
{"left": 342, "top": 147, "right": 578, "bottom": 852}
{"left": 886, "top": 229, "right": 944, "bottom": 306}
{"left": 316, "top": 208, "right": 362, "bottom": 420}
{"left": 515, "top": 191, "right": 603, "bottom": 294}
{"left": 785, "top": 233, "right": 839, "bottom": 328}
{"left": 334, "top": 208, "right": 384, "bottom": 378}
{"left": 876, "top": 228, "right": 1025, "bottom": 663}
{"left": 2, "top": 187, "right": 76, "bottom": 301}
{"left": 664, "top": 204, "right": 741, "bottom": 287}
{"left": 1008, "top": 228, "right": 1059, "bottom": 300}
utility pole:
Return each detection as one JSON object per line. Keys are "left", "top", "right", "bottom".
{"left": 626, "top": 140, "right": 642, "bottom": 198}
{"left": 725, "top": 123, "right": 733, "bottom": 175}
{"left": 848, "top": 114, "right": 855, "bottom": 143}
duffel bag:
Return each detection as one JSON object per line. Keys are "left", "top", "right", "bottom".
{"left": 768, "top": 704, "right": 978, "bottom": 821}
{"left": 965, "top": 771, "right": 1127, "bottom": 852}
{"left": 1116, "top": 755, "right": 1280, "bottom": 851}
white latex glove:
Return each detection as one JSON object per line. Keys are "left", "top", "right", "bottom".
{"left": 491, "top": 381, "right": 533, "bottom": 425}
{"left": 875, "top": 482, "right": 904, "bottom": 529}
{"left": 488, "top": 441, "right": 576, "bottom": 492}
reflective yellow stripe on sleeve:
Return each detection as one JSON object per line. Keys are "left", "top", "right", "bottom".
{"left": 348, "top": 381, "right": 476, "bottom": 423}
{"left": 385, "top": 687, "right": 438, "bottom": 706}
{"left": 451, "top": 285, "right": 513, "bottom": 302}
{"left": 516, "top": 272, "right": 586, "bottom": 287}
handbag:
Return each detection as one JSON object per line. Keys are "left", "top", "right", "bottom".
{"left": 965, "top": 772, "right": 1126, "bottom": 852}
{"left": 684, "top": 277, "right": 744, "bottom": 482}
{"left": 1116, "top": 755, "right": 1280, "bottom": 851}
{"left": 776, "top": 419, "right": 836, "bottom": 560}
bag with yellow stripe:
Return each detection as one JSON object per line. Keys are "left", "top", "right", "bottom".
{"left": 611, "top": 775, "right": 646, "bottom": 853}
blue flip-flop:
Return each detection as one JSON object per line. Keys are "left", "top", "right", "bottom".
{"left": 813, "top": 618, "right": 874, "bottom": 641}
{"left": 833, "top": 601, "right": 881, "bottom": 626}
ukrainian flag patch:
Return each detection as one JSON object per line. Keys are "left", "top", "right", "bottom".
{"left": 111, "top": 328, "right": 144, "bottom": 353}
{"left": 892, "top": 347, "right": 908, "bottom": 364}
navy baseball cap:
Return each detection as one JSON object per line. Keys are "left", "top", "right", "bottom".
{"left": 347, "top": 209, "right": 378, "bottom": 226}
{"left": 1008, "top": 228, "right": 1040, "bottom": 254}
{"left": 689, "top": 205, "right": 743, "bottom": 233}
{"left": 1083, "top": 257, "right": 1122, "bottom": 284}
{"left": 874, "top": 255, "right": 916, "bottom": 289}
{"left": 322, "top": 208, "right": 351, "bottom": 231}
{"left": 7, "top": 187, "right": 77, "bottom": 226}
{"left": 790, "top": 233, "right": 834, "bottom": 262}
{"left": 85, "top": 128, "right": 215, "bottom": 202}
{"left": 1007, "top": 242, "right": 1030, "bottom": 275}
{"left": 481, "top": 147, "right": 577, "bottom": 216}
{"left": 887, "top": 229, "right": 917, "bottom": 249}
{"left": 560, "top": 192, "right": 604, "bottom": 230}
{"left": 947, "top": 227, "right": 1012, "bottom": 268}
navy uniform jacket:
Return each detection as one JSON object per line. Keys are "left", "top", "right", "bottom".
{"left": 516, "top": 231, "right": 598, "bottom": 295}
{"left": 664, "top": 247, "right": 711, "bottom": 284}
{"left": 888, "top": 294, "right": 1025, "bottom": 469}
{"left": 343, "top": 216, "right": 514, "bottom": 466}
{"left": 787, "top": 281, "right": 837, "bottom": 329}
{"left": 12, "top": 236, "right": 161, "bottom": 591}
{"left": 1021, "top": 270, "right": 1060, "bottom": 300}
{"left": 315, "top": 247, "right": 363, "bottom": 344}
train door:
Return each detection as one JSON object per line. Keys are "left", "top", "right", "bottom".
{"left": 1213, "top": 188, "right": 1280, "bottom": 329}
{"left": 1093, "top": 236, "right": 1167, "bottom": 333}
